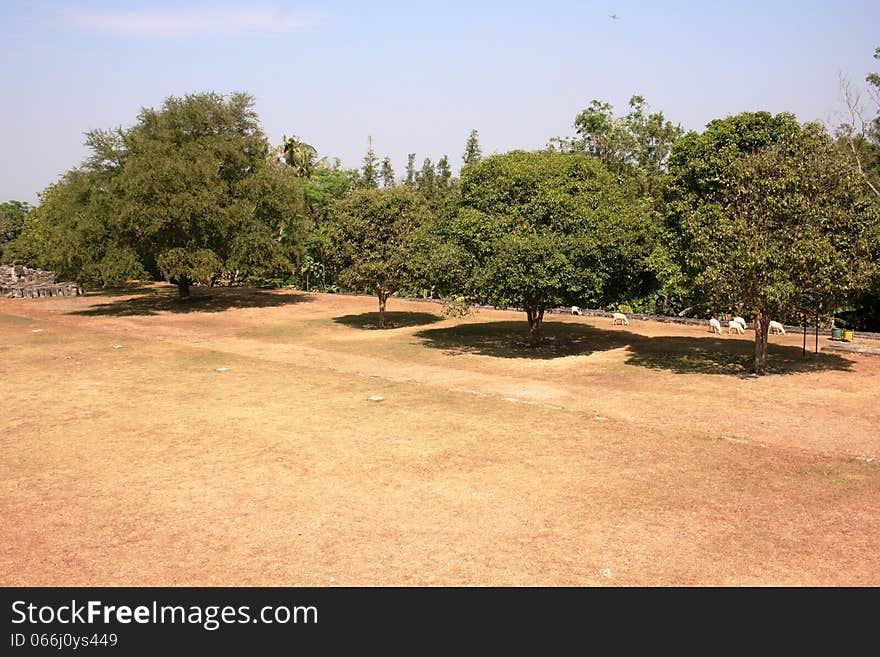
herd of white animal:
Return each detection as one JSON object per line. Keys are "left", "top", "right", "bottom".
{"left": 707, "top": 316, "right": 786, "bottom": 335}
{"left": 570, "top": 306, "right": 786, "bottom": 335}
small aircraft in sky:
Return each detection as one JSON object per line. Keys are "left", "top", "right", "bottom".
{"left": 609, "top": 13, "right": 620, "bottom": 20}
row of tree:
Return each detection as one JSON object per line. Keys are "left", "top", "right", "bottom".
{"left": 3, "top": 49, "right": 880, "bottom": 373}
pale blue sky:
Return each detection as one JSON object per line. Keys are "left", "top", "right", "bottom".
{"left": 2, "top": 0, "right": 879, "bottom": 203}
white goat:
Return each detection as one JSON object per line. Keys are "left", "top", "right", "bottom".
{"left": 768, "top": 320, "right": 786, "bottom": 334}
{"left": 728, "top": 320, "right": 745, "bottom": 334}
{"left": 733, "top": 316, "right": 747, "bottom": 330}
{"left": 709, "top": 318, "right": 722, "bottom": 334}
{"left": 611, "top": 312, "right": 629, "bottom": 326}
{"left": 571, "top": 306, "right": 582, "bottom": 316}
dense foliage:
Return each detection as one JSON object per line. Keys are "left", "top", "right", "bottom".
{"left": 551, "top": 95, "right": 684, "bottom": 198}
{"left": 325, "top": 187, "right": 433, "bottom": 327}
{"left": 0, "top": 200, "right": 32, "bottom": 254}
{"left": 10, "top": 93, "right": 304, "bottom": 295}
{"left": 662, "top": 112, "right": 880, "bottom": 372}
{"left": 6, "top": 53, "right": 880, "bottom": 370}
{"left": 446, "top": 150, "right": 656, "bottom": 344}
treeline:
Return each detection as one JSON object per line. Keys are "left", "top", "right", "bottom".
{"left": 3, "top": 49, "right": 880, "bottom": 373}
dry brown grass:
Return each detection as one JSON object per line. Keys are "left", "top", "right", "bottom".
{"left": 1, "top": 285, "right": 878, "bottom": 586}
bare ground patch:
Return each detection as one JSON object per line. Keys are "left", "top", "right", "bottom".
{"left": 1, "top": 287, "right": 878, "bottom": 585}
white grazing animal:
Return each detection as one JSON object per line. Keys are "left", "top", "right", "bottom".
{"left": 709, "top": 318, "right": 722, "bottom": 334}
{"left": 728, "top": 320, "right": 745, "bottom": 334}
{"left": 768, "top": 320, "right": 786, "bottom": 334}
{"left": 571, "top": 306, "right": 582, "bottom": 316}
{"left": 733, "top": 316, "right": 747, "bottom": 330}
{"left": 611, "top": 312, "right": 629, "bottom": 326}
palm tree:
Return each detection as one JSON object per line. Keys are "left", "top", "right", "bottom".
{"left": 281, "top": 135, "right": 318, "bottom": 178}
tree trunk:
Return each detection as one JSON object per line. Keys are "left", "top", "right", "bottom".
{"left": 526, "top": 305, "right": 544, "bottom": 347}
{"left": 377, "top": 288, "right": 388, "bottom": 328}
{"left": 753, "top": 312, "right": 770, "bottom": 374}
{"left": 177, "top": 277, "right": 191, "bottom": 298}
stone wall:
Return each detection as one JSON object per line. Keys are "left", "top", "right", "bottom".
{"left": 0, "top": 263, "right": 81, "bottom": 298}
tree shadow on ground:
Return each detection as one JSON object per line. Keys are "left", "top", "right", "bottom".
{"left": 82, "top": 282, "right": 161, "bottom": 297}
{"left": 70, "top": 286, "right": 312, "bottom": 317}
{"left": 623, "top": 334, "right": 853, "bottom": 376}
{"left": 416, "top": 320, "right": 854, "bottom": 375}
{"left": 334, "top": 311, "right": 443, "bottom": 330}
{"left": 415, "top": 321, "right": 632, "bottom": 359}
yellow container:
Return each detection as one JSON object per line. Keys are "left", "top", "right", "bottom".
{"left": 843, "top": 330, "right": 854, "bottom": 342}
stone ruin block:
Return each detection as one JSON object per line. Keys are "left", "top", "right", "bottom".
{"left": 0, "top": 263, "right": 81, "bottom": 298}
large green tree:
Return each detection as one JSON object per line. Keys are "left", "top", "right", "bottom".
{"left": 12, "top": 92, "right": 303, "bottom": 294}
{"left": 118, "top": 92, "right": 301, "bottom": 295}
{"left": 449, "top": 150, "right": 656, "bottom": 346}
{"left": 326, "top": 187, "right": 433, "bottom": 327}
{"left": 663, "top": 112, "right": 880, "bottom": 373}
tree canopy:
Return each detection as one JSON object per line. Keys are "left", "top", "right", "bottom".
{"left": 448, "top": 150, "right": 656, "bottom": 345}
{"left": 8, "top": 79, "right": 880, "bottom": 357}
{"left": 552, "top": 95, "right": 684, "bottom": 196}
{"left": 11, "top": 92, "right": 304, "bottom": 295}
{"left": 326, "top": 187, "right": 433, "bottom": 327}
{"left": 663, "top": 112, "right": 880, "bottom": 372}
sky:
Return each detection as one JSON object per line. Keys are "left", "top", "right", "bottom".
{"left": 2, "top": 0, "right": 879, "bottom": 203}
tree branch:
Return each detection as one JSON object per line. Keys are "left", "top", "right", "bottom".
{"left": 839, "top": 73, "right": 880, "bottom": 200}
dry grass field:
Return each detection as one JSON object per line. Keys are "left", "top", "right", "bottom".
{"left": 1, "top": 285, "right": 878, "bottom": 586}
